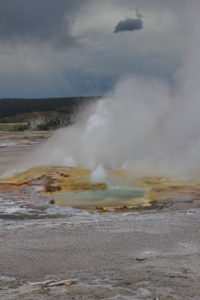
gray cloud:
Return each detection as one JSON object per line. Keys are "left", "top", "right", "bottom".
{"left": 114, "top": 18, "right": 143, "bottom": 33}
{"left": 0, "top": 0, "right": 86, "bottom": 47}
{"left": 135, "top": 8, "right": 143, "bottom": 19}
{"left": 0, "top": 0, "right": 193, "bottom": 98}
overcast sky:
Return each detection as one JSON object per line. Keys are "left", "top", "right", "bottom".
{"left": 0, "top": 0, "right": 195, "bottom": 98}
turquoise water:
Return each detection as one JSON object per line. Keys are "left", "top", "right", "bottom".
{"left": 54, "top": 188, "right": 148, "bottom": 208}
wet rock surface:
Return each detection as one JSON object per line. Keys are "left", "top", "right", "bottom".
{"left": 0, "top": 210, "right": 200, "bottom": 299}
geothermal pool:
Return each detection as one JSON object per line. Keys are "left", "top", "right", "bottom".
{"left": 54, "top": 188, "right": 148, "bottom": 209}
{"left": 0, "top": 132, "right": 150, "bottom": 218}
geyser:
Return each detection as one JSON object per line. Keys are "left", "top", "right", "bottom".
{"left": 22, "top": 2, "right": 200, "bottom": 179}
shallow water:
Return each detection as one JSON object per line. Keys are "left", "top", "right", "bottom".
{"left": 54, "top": 188, "right": 148, "bottom": 208}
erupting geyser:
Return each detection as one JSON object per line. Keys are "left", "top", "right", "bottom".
{"left": 21, "top": 3, "right": 200, "bottom": 180}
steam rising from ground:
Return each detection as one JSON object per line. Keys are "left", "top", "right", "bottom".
{"left": 26, "top": 4, "right": 200, "bottom": 179}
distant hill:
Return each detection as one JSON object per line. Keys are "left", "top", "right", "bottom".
{"left": 0, "top": 97, "right": 100, "bottom": 131}
{"left": 0, "top": 97, "right": 100, "bottom": 117}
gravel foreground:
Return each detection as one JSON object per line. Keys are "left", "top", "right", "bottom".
{"left": 0, "top": 208, "right": 200, "bottom": 300}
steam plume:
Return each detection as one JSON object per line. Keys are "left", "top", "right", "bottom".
{"left": 23, "top": 2, "right": 200, "bottom": 179}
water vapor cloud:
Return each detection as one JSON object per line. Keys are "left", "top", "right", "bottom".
{"left": 24, "top": 1, "right": 200, "bottom": 180}
{"left": 114, "top": 18, "right": 143, "bottom": 33}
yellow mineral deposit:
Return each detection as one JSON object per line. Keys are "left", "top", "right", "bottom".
{"left": 1, "top": 165, "right": 200, "bottom": 212}
{"left": 0, "top": 165, "right": 107, "bottom": 191}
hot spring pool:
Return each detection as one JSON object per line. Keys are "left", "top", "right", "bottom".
{"left": 53, "top": 187, "right": 149, "bottom": 209}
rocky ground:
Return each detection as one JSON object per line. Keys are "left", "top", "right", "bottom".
{"left": 0, "top": 208, "right": 200, "bottom": 300}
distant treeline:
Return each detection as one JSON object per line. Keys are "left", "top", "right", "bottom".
{"left": 0, "top": 97, "right": 100, "bottom": 117}
{"left": 0, "top": 97, "right": 100, "bottom": 130}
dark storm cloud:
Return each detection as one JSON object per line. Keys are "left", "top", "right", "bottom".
{"left": 0, "top": 0, "right": 85, "bottom": 47}
{"left": 0, "top": 0, "right": 192, "bottom": 98}
{"left": 114, "top": 18, "right": 143, "bottom": 33}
